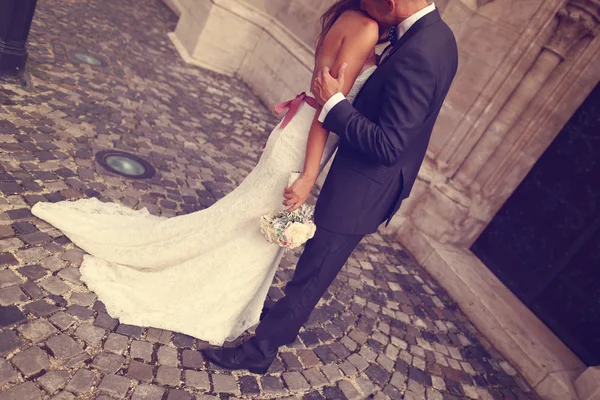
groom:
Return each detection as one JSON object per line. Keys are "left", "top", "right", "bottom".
{"left": 203, "top": 0, "right": 458, "bottom": 373}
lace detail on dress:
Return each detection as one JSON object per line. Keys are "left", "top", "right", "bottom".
{"left": 31, "top": 66, "right": 377, "bottom": 345}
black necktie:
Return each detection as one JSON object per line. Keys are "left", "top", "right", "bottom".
{"left": 379, "top": 26, "right": 398, "bottom": 64}
{"left": 388, "top": 25, "right": 398, "bottom": 45}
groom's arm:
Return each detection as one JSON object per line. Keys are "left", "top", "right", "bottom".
{"left": 320, "top": 49, "right": 437, "bottom": 167}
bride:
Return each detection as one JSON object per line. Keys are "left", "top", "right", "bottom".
{"left": 32, "top": 0, "right": 383, "bottom": 346}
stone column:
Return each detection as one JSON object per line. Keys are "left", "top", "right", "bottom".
{"left": 452, "top": 0, "right": 599, "bottom": 190}
{"left": 0, "top": 0, "right": 38, "bottom": 76}
{"left": 394, "top": 0, "right": 600, "bottom": 249}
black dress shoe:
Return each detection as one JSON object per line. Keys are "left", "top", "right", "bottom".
{"left": 258, "top": 308, "right": 296, "bottom": 345}
{"left": 202, "top": 344, "right": 274, "bottom": 374}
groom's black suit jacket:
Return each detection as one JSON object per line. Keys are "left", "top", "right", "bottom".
{"left": 315, "top": 9, "right": 458, "bottom": 235}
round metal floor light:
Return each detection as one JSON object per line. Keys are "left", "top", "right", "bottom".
{"left": 74, "top": 53, "right": 103, "bottom": 66}
{"left": 95, "top": 150, "right": 156, "bottom": 179}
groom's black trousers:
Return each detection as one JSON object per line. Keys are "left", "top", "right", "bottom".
{"left": 244, "top": 226, "right": 364, "bottom": 360}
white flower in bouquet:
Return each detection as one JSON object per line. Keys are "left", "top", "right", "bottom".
{"left": 260, "top": 203, "right": 316, "bottom": 249}
{"left": 285, "top": 221, "right": 316, "bottom": 249}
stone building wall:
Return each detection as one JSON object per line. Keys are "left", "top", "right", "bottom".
{"left": 244, "top": 0, "right": 334, "bottom": 46}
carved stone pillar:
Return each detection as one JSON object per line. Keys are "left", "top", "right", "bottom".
{"left": 399, "top": 0, "right": 599, "bottom": 247}
{"left": 452, "top": 0, "right": 599, "bottom": 190}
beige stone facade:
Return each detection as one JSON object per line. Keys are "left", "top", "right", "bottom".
{"left": 165, "top": 0, "right": 599, "bottom": 399}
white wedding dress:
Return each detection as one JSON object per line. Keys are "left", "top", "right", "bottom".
{"left": 32, "top": 66, "right": 377, "bottom": 345}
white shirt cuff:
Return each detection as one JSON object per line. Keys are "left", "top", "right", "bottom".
{"left": 317, "top": 92, "right": 346, "bottom": 123}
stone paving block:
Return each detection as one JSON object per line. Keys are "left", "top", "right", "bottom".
{"left": 116, "top": 324, "right": 143, "bottom": 339}
{"left": 127, "top": 360, "right": 154, "bottom": 382}
{"left": 49, "top": 312, "right": 76, "bottom": 330}
{"left": 0, "top": 358, "right": 18, "bottom": 386}
{"left": 17, "top": 249, "right": 50, "bottom": 266}
{"left": 49, "top": 391, "right": 75, "bottom": 400}
{"left": 182, "top": 349, "right": 204, "bottom": 369}
{"left": 167, "top": 389, "right": 194, "bottom": 400}
{"left": 66, "top": 305, "right": 93, "bottom": 320}
{"left": 0, "top": 382, "right": 42, "bottom": 400}
{"left": 37, "top": 370, "right": 71, "bottom": 394}
{"left": 56, "top": 267, "right": 82, "bottom": 285}
{"left": 283, "top": 371, "right": 310, "bottom": 391}
{"left": 427, "top": 387, "right": 444, "bottom": 400}
{"left": 0, "top": 239, "right": 24, "bottom": 254}
{"left": 354, "top": 376, "right": 376, "bottom": 397}
{"left": 17, "top": 319, "right": 58, "bottom": 343}
{"left": 172, "top": 333, "right": 195, "bottom": 348}
{"left": 339, "top": 360, "right": 358, "bottom": 377}
{"left": 156, "top": 365, "right": 181, "bottom": 386}
{"left": 0, "top": 270, "right": 23, "bottom": 288}
{"left": 261, "top": 375, "right": 287, "bottom": 395}
{"left": 212, "top": 374, "right": 239, "bottom": 395}
{"left": 92, "top": 351, "right": 125, "bottom": 373}
{"left": 130, "top": 340, "right": 153, "bottom": 362}
{"left": 297, "top": 349, "right": 321, "bottom": 368}
{"left": 365, "top": 364, "right": 391, "bottom": 387}
{"left": 11, "top": 346, "right": 50, "bottom": 377}
{"left": 280, "top": 352, "right": 303, "bottom": 371}
{"left": 323, "top": 386, "right": 346, "bottom": 399}
{"left": 68, "top": 292, "right": 96, "bottom": 307}
{"left": 157, "top": 345, "right": 179, "bottom": 367}
{"left": 74, "top": 322, "right": 106, "bottom": 347}
{"left": 0, "top": 330, "right": 22, "bottom": 355}
{"left": 302, "top": 367, "right": 328, "bottom": 387}
{"left": 65, "top": 369, "right": 96, "bottom": 395}
{"left": 338, "top": 380, "right": 362, "bottom": 400}
{"left": 0, "top": 253, "right": 19, "bottom": 267}
{"left": 46, "top": 334, "right": 84, "bottom": 359}
{"left": 321, "top": 364, "right": 343, "bottom": 383}
{"left": 25, "top": 300, "right": 60, "bottom": 317}
{"left": 132, "top": 384, "right": 165, "bottom": 400}
{"left": 104, "top": 333, "right": 129, "bottom": 354}
{"left": 41, "top": 256, "right": 67, "bottom": 272}
{"left": 238, "top": 375, "right": 260, "bottom": 396}
{"left": 407, "top": 379, "right": 426, "bottom": 398}
{"left": 17, "top": 265, "right": 47, "bottom": 280}
{"left": 39, "top": 276, "right": 70, "bottom": 296}
{"left": 384, "top": 383, "right": 404, "bottom": 399}
{"left": 93, "top": 313, "right": 118, "bottom": 331}
{"left": 410, "top": 365, "right": 432, "bottom": 387}
{"left": 61, "top": 250, "right": 84, "bottom": 266}
{"left": 184, "top": 370, "right": 210, "bottom": 390}
{"left": 431, "top": 375, "right": 446, "bottom": 391}
{"left": 0, "top": 287, "right": 28, "bottom": 306}
{"left": 21, "top": 282, "right": 44, "bottom": 300}
{"left": 347, "top": 353, "right": 369, "bottom": 372}
{"left": 98, "top": 374, "right": 132, "bottom": 398}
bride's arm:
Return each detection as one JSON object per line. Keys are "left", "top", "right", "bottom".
{"left": 284, "top": 12, "right": 379, "bottom": 212}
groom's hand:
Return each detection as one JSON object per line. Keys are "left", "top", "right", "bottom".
{"left": 312, "top": 63, "right": 347, "bottom": 106}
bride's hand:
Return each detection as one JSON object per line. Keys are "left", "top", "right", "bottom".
{"left": 283, "top": 174, "right": 316, "bottom": 213}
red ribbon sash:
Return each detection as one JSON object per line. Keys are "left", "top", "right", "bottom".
{"left": 273, "top": 92, "right": 319, "bottom": 129}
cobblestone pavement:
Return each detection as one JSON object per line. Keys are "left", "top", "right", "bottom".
{"left": 0, "top": 0, "right": 541, "bottom": 399}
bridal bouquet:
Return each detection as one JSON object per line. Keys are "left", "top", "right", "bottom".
{"left": 260, "top": 204, "right": 316, "bottom": 249}
{"left": 260, "top": 172, "right": 317, "bottom": 249}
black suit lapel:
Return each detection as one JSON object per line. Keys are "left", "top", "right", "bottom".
{"left": 378, "top": 9, "right": 441, "bottom": 66}
{"left": 351, "top": 9, "right": 442, "bottom": 102}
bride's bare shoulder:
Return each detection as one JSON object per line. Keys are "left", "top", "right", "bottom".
{"left": 333, "top": 9, "right": 379, "bottom": 36}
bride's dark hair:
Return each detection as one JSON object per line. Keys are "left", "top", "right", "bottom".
{"left": 316, "top": 0, "right": 388, "bottom": 50}
{"left": 316, "top": 0, "right": 362, "bottom": 49}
